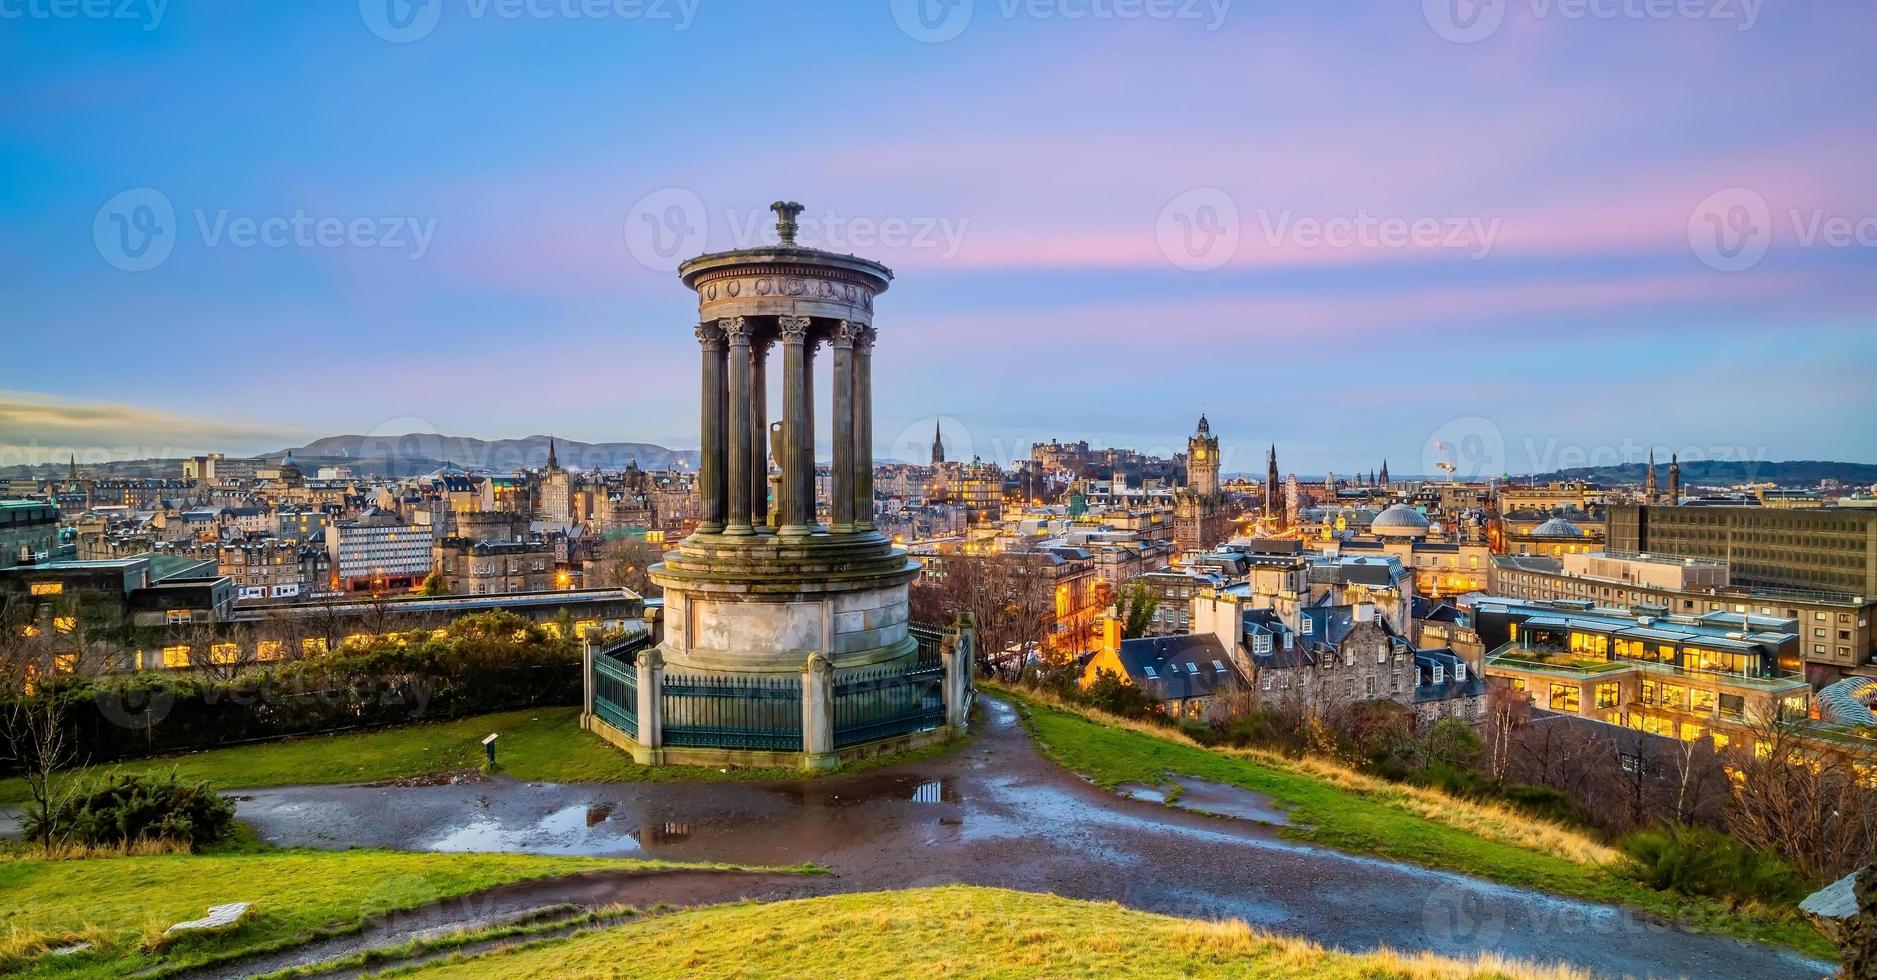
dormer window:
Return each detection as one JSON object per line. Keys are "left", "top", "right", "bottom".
{"left": 1455, "top": 662, "right": 1467, "bottom": 681}
{"left": 1433, "top": 664, "right": 1445, "bottom": 684}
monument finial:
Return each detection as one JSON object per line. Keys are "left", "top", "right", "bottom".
{"left": 770, "top": 200, "right": 804, "bottom": 245}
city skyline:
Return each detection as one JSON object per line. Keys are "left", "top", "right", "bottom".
{"left": 5, "top": 2, "right": 1876, "bottom": 474}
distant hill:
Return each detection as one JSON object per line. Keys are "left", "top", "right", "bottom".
{"left": 1530, "top": 460, "right": 1877, "bottom": 487}
{"left": 281, "top": 434, "right": 697, "bottom": 473}
{"left": 0, "top": 435, "right": 700, "bottom": 482}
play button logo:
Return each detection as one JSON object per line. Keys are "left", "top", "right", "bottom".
{"left": 1424, "top": 0, "right": 1506, "bottom": 43}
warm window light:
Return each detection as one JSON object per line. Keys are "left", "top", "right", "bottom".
{"left": 162, "top": 645, "right": 191, "bottom": 668}
{"left": 53, "top": 616, "right": 76, "bottom": 634}
{"left": 29, "top": 582, "right": 62, "bottom": 596}
{"left": 256, "top": 641, "right": 283, "bottom": 661}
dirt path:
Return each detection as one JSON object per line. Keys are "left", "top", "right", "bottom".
{"left": 182, "top": 870, "right": 827, "bottom": 979}
{"left": 232, "top": 697, "right": 1833, "bottom": 980}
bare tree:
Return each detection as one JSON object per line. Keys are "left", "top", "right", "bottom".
{"left": 589, "top": 536, "right": 664, "bottom": 597}
{"left": 1725, "top": 710, "right": 1877, "bottom": 881}
{"left": 1483, "top": 682, "right": 1531, "bottom": 783}
{"left": 910, "top": 551, "right": 1058, "bottom": 679}
{"left": 0, "top": 679, "right": 85, "bottom": 851}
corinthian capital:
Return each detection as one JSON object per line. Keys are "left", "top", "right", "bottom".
{"left": 854, "top": 324, "right": 877, "bottom": 355}
{"left": 694, "top": 321, "right": 725, "bottom": 351}
{"left": 718, "top": 316, "right": 752, "bottom": 346}
{"left": 829, "top": 319, "right": 858, "bottom": 350}
{"left": 777, "top": 315, "right": 811, "bottom": 344}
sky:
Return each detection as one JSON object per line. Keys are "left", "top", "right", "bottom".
{"left": 2, "top": 0, "right": 1874, "bottom": 478}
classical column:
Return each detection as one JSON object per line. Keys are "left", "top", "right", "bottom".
{"left": 829, "top": 321, "right": 857, "bottom": 533}
{"left": 695, "top": 321, "right": 727, "bottom": 533}
{"left": 777, "top": 316, "right": 812, "bottom": 536}
{"left": 722, "top": 317, "right": 754, "bottom": 535}
{"left": 852, "top": 325, "right": 876, "bottom": 532}
{"left": 749, "top": 334, "right": 772, "bottom": 531}
{"left": 802, "top": 330, "right": 819, "bottom": 531}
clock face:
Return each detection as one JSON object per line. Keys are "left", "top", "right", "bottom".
{"left": 1194, "top": 449, "right": 1207, "bottom": 460}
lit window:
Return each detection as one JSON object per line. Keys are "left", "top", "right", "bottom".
{"left": 302, "top": 638, "right": 328, "bottom": 655}
{"left": 256, "top": 641, "right": 283, "bottom": 661}
{"left": 29, "top": 582, "right": 63, "bottom": 596}
{"left": 162, "top": 645, "right": 191, "bottom": 668}
{"left": 53, "top": 616, "right": 76, "bottom": 635}
{"left": 210, "top": 643, "right": 240, "bottom": 665}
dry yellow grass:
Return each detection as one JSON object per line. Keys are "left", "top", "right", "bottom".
{"left": 999, "top": 684, "right": 1618, "bottom": 867}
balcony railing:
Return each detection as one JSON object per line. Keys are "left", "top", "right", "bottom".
{"left": 1485, "top": 641, "right": 1809, "bottom": 694}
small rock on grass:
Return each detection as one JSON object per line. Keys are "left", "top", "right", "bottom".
{"left": 164, "top": 902, "right": 252, "bottom": 936}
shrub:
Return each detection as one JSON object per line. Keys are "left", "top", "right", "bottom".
{"left": 24, "top": 773, "right": 235, "bottom": 852}
{"left": 10, "top": 609, "right": 586, "bottom": 763}
{"left": 1080, "top": 668, "right": 1158, "bottom": 720}
{"left": 1425, "top": 717, "right": 1484, "bottom": 771}
{"left": 1619, "top": 823, "right": 1809, "bottom": 907}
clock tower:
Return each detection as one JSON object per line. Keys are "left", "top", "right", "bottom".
{"left": 1175, "top": 414, "right": 1228, "bottom": 554}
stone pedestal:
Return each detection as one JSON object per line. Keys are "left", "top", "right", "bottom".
{"left": 634, "top": 647, "right": 665, "bottom": 765}
{"left": 801, "top": 652, "right": 837, "bottom": 770}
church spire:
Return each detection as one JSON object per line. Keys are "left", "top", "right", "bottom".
{"left": 546, "top": 437, "right": 559, "bottom": 471}
{"left": 930, "top": 420, "right": 944, "bottom": 465}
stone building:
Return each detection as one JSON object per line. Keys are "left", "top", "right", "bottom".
{"left": 1173, "top": 415, "right": 1230, "bottom": 555}
{"left": 434, "top": 537, "right": 555, "bottom": 595}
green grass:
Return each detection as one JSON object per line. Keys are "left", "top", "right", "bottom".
{"left": 0, "top": 706, "right": 966, "bottom": 806}
{"left": 996, "top": 688, "right": 1835, "bottom": 961}
{"left": 391, "top": 885, "right": 1587, "bottom": 979}
{"left": 0, "top": 846, "right": 708, "bottom": 979}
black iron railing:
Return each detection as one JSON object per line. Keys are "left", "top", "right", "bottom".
{"left": 832, "top": 657, "right": 945, "bottom": 749}
{"left": 590, "top": 632, "right": 647, "bottom": 739}
{"left": 662, "top": 672, "right": 804, "bottom": 751}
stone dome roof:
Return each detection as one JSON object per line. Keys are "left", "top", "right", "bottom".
{"left": 1532, "top": 517, "right": 1584, "bottom": 538}
{"left": 1371, "top": 503, "right": 1430, "bottom": 537}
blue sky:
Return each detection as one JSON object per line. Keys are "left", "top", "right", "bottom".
{"left": 2, "top": 0, "right": 1873, "bottom": 476}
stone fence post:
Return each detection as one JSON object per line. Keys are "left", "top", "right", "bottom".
{"left": 945, "top": 612, "right": 977, "bottom": 732}
{"left": 634, "top": 646, "right": 664, "bottom": 765}
{"left": 580, "top": 637, "right": 595, "bottom": 730}
{"left": 802, "top": 652, "right": 837, "bottom": 770}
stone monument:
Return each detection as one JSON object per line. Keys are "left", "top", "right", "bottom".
{"left": 579, "top": 201, "right": 965, "bottom": 770}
